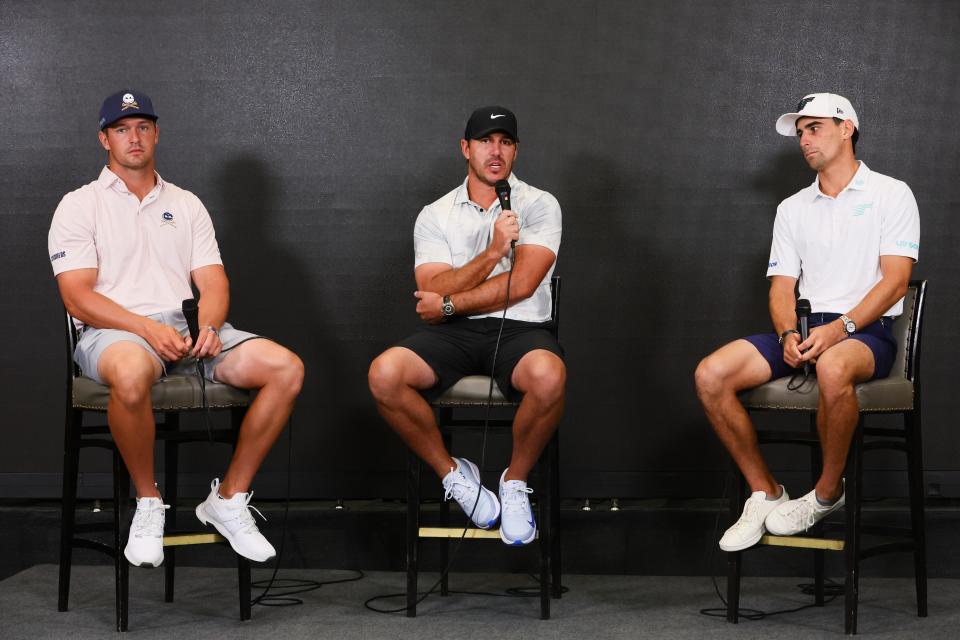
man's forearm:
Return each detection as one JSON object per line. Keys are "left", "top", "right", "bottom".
{"left": 424, "top": 250, "right": 502, "bottom": 296}
{"left": 450, "top": 270, "right": 537, "bottom": 316}
{"left": 844, "top": 275, "right": 909, "bottom": 328}
{"left": 64, "top": 288, "right": 151, "bottom": 336}
{"left": 198, "top": 286, "right": 229, "bottom": 330}
{"left": 769, "top": 284, "right": 798, "bottom": 336}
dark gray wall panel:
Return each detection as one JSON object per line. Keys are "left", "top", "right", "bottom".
{"left": 1, "top": 1, "right": 957, "bottom": 497}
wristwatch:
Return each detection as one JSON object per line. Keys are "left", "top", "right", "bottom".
{"left": 441, "top": 295, "right": 455, "bottom": 317}
{"left": 779, "top": 329, "right": 799, "bottom": 344}
{"left": 839, "top": 314, "right": 857, "bottom": 336}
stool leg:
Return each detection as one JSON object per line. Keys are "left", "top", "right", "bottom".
{"left": 439, "top": 425, "right": 452, "bottom": 597}
{"left": 550, "top": 431, "right": 562, "bottom": 599}
{"left": 113, "top": 448, "right": 130, "bottom": 632}
{"left": 406, "top": 450, "right": 421, "bottom": 618}
{"left": 238, "top": 556, "right": 251, "bottom": 621}
{"left": 163, "top": 413, "right": 179, "bottom": 603}
{"left": 905, "top": 406, "right": 928, "bottom": 617}
{"left": 539, "top": 450, "right": 551, "bottom": 620}
{"left": 809, "top": 414, "right": 825, "bottom": 606}
{"left": 844, "top": 419, "right": 864, "bottom": 635}
{"left": 726, "top": 472, "right": 745, "bottom": 624}
{"left": 58, "top": 410, "right": 82, "bottom": 612}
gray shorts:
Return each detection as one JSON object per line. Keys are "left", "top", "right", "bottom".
{"left": 74, "top": 309, "right": 260, "bottom": 384}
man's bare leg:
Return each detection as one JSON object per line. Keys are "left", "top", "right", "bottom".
{"left": 504, "top": 349, "right": 566, "bottom": 482}
{"left": 212, "top": 339, "right": 304, "bottom": 498}
{"left": 99, "top": 341, "right": 163, "bottom": 499}
{"left": 368, "top": 346, "right": 455, "bottom": 478}
{"left": 813, "top": 340, "right": 874, "bottom": 501}
{"left": 695, "top": 339, "right": 780, "bottom": 495}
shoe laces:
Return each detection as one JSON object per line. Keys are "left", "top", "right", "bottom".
{"left": 230, "top": 492, "right": 266, "bottom": 535}
{"left": 501, "top": 481, "right": 533, "bottom": 515}
{"left": 730, "top": 494, "right": 764, "bottom": 531}
{"left": 131, "top": 500, "right": 169, "bottom": 538}
{"left": 443, "top": 470, "right": 477, "bottom": 504}
{"left": 777, "top": 495, "right": 820, "bottom": 531}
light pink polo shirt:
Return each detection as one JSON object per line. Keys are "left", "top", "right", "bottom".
{"left": 48, "top": 166, "right": 223, "bottom": 318}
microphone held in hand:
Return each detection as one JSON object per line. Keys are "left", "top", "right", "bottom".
{"left": 494, "top": 179, "right": 516, "bottom": 249}
{"left": 796, "top": 298, "right": 812, "bottom": 375}
{"left": 182, "top": 298, "right": 200, "bottom": 348}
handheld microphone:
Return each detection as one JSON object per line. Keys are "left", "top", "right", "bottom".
{"left": 494, "top": 179, "right": 516, "bottom": 249}
{"left": 796, "top": 298, "right": 811, "bottom": 375}
{"left": 182, "top": 298, "right": 200, "bottom": 353}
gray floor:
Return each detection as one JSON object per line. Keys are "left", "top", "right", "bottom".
{"left": 1, "top": 565, "right": 955, "bottom": 639}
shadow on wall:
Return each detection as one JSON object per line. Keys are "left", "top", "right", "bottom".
{"left": 212, "top": 155, "right": 351, "bottom": 494}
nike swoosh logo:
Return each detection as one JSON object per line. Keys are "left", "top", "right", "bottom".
{"left": 490, "top": 114, "right": 506, "bottom": 119}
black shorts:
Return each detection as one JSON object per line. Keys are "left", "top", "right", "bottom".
{"left": 395, "top": 317, "right": 564, "bottom": 402}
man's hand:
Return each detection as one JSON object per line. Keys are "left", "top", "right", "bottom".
{"left": 489, "top": 209, "right": 519, "bottom": 258}
{"left": 798, "top": 320, "right": 847, "bottom": 363}
{"left": 142, "top": 318, "right": 191, "bottom": 362}
{"left": 192, "top": 327, "right": 223, "bottom": 359}
{"left": 414, "top": 290, "right": 444, "bottom": 324}
{"left": 782, "top": 332, "right": 804, "bottom": 368}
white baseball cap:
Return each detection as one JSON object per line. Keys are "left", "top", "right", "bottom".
{"left": 775, "top": 93, "right": 859, "bottom": 136}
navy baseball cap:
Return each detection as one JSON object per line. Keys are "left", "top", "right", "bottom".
{"left": 464, "top": 106, "right": 518, "bottom": 142}
{"left": 98, "top": 89, "right": 158, "bottom": 130}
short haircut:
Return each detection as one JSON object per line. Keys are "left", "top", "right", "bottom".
{"left": 833, "top": 117, "right": 859, "bottom": 153}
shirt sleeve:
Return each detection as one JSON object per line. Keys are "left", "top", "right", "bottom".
{"left": 766, "top": 203, "right": 800, "bottom": 279}
{"left": 517, "top": 192, "right": 562, "bottom": 256}
{"left": 413, "top": 206, "right": 453, "bottom": 268}
{"left": 189, "top": 198, "right": 223, "bottom": 270}
{"left": 879, "top": 182, "right": 920, "bottom": 262}
{"left": 47, "top": 191, "right": 99, "bottom": 276}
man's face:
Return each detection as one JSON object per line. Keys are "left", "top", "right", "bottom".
{"left": 460, "top": 132, "right": 517, "bottom": 186}
{"left": 98, "top": 117, "right": 159, "bottom": 170}
{"left": 795, "top": 116, "right": 850, "bottom": 171}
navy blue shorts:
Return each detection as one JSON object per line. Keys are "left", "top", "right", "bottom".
{"left": 742, "top": 313, "right": 897, "bottom": 382}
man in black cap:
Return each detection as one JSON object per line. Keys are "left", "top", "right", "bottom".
{"left": 48, "top": 89, "right": 305, "bottom": 567}
{"left": 368, "top": 106, "right": 564, "bottom": 546}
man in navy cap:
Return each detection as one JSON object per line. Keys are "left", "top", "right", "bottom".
{"left": 48, "top": 89, "right": 305, "bottom": 567}
{"left": 695, "top": 93, "right": 920, "bottom": 552}
{"left": 368, "top": 106, "right": 565, "bottom": 546}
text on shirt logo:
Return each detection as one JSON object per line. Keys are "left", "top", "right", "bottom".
{"left": 768, "top": 260, "right": 778, "bottom": 268}
{"left": 50, "top": 250, "right": 66, "bottom": 262}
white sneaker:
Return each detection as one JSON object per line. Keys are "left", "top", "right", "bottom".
{"left": 765, "top": 485, "right": 845, "bottom": 536}
{"left": 195, "top": 479, "right": 276, "bottom": 562}
{"left": 498, "top": 470, "right": 537, "bottom": 546}
{"left": 441, "top": 457, "right": 500, "bottom": 529}
{"left": 719, "top": 486, "right": 788, "bottom": 552}
{"left": 124, "top": 496, "right": 169, "bottom": 567}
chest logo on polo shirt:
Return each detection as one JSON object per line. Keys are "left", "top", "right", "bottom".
{"left": 160, "top": 211, "right": 176, "bottom": 228}
{"left": 852, "top": 203, "right": 873, "bottom": 217}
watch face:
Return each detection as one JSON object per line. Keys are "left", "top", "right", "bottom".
{"left": 845, "top": 321, "right": 856, "bottom": 334}
{"left": 442, "top": 303, "right": 454, "bottom": 316}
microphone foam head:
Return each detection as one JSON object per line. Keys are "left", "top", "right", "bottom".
{"left": 796, "top": 298, "right": 812, "bottom": 315}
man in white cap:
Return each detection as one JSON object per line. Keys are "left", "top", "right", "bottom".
{"left": 695, "top": 93, "right": 920, "bottom": 551}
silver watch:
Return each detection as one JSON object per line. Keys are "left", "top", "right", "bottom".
{"left": 441, "top": 295, "right": 455, "bottom": 317}
{"left": 839, "top": 314, "right": 857, "bottom": 336}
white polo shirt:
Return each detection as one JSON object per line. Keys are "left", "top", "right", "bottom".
{"left": 766, "top": 162, "right": 920, "bottom": 316}
{"left": 414, "top": 173, "right": 562, "bottom": 322}
{"left": 48, "top": 166, "right": 222, "bottom": 320}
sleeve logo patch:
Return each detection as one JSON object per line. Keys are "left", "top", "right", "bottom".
{"left": 768, "top": 260, "right": 778, "bottom": 268}
{"left": 50, "top": 250, "right": 66, "bottom": 261}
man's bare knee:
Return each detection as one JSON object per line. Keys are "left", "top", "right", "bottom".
{"left": 100, "top": 344, "right": 159, "bottom": 408}
{"left": 516, "top": 353, "right": 565, "bottom": 402}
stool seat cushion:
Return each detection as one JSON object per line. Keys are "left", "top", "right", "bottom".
{"left": 72, "top": 375, "right": 251, "bottom": 411}
{"left": 739, "top": 375, "right": 914, "bottom": 412}
{"left": 431, "top": 375, "right": 516, "bottom": 407}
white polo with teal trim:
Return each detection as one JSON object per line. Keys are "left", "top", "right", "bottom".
{"left": 766, "top": 162, "right": 919, "bottom": 316}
